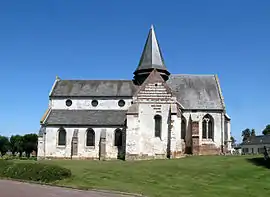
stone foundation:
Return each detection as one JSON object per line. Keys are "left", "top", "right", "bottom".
{"left": 181, "top": 139, "right": 186, "bottom": 153}
{"left": 171, "top": 151, "right": 183, "bottom": 158}
{"left": 38, "top": 156, "right": 100, "bottom": 160}
{"left": 125, "top": 154, "right": 167, "bottom": 160}
{"left": 200, "top": 144, "right": 221, "bottom": 155}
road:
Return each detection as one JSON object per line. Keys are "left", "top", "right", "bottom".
{"left": 0, "top": 180, "right": 136, "bottom": 197}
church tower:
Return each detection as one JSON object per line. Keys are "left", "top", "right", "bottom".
{"left": 133, "top": 25, "right": 170, "bottom": 85}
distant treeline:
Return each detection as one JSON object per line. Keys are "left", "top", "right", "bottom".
{"left": 0, "top": 134, "right": 38, "bottom": 157}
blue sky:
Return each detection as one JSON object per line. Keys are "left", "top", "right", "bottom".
{"left": 0, "top": 1, "right": 269, "bottom": 143}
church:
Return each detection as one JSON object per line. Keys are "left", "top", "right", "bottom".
{"left": 38, "top": 25, "right": 232, "bottom": 160}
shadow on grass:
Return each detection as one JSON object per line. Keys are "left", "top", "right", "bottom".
{"left": 246, "top": 157, "right": 270, "bottom": 169}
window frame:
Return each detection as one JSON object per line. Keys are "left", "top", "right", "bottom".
{"left": 91, "top": 100, "right": 98, "bottom": 107}
{"left": 118, "top": 100, "right": 125, "bottom": 107}
{"left": 181, "top": 116, "right": 186, "bottom": 140}
{"left": 86, "top": 128, "right": 95, "bottom": 147}
{"left": 154, "top": 114, "right": 162, "bottom": 138}
{"left": 202, "top": 114, "right": 214, "bottom": 141}
{"left": 57, "top": 127, "right": 67, "bottom": 146}
{"left": 65, "top": 99, "right": 72, "bottom": 107}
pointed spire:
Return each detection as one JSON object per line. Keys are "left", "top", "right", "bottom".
{"left": 133, "top": 25, "right": 170, "bottom": 85}
{"left": 135, "top": 25, "right": 168, "bottom": 71}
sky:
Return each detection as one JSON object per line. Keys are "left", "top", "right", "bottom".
{"left": 0, "top": 0, "right": 269, "bottom": 143}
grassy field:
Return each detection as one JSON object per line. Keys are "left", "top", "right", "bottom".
{"left": 36, "top": 156, "right": 270, "bottom": 197}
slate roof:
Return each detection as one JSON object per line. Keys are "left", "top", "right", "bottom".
{"left": 241, "top": 135, "right": 270, "bottom": 146}
{"left": 49, "top": 74, "right": 224, "bottom": 110}
{"left": 167, "top": 74, "right": 224, "bottom": 110}
{"left": 50, "top": 80, "right": 138, "bottom": 97}
{"left": 43, "top": 110, "right": 127, "bottom": 126}
{"left": 135, "top": 25, "right": 168, "bottom": 72}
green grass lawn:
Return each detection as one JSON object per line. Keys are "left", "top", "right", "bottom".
{"left": 38, "top": 156, "right": 270, "bottom": 197}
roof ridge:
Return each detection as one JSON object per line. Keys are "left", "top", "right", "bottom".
{"left": 50, "top": 109, "right": 128, "bottom": 112}
{"left": 60, "top": 79, "right": 133, "bottom": 81}
{"left": 250, "top": 135, "right": 269, "bottom": 138}
{"left": 171, "top": 74, "right": 216, "bottom": 77}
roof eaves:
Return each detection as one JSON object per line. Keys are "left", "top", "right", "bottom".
{"left": 40, "top": 107, "right": 52, "bottom": 125}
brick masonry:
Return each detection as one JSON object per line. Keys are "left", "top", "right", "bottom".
{"left": 191, "top": 121, "right": 200, "bottom": 155}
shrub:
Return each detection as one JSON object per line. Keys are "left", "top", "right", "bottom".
{"left": 0, "top": 161, "right": 71, "bottom": 183}
{"left": 0, "top": 160, "right": 13, "bottom": 174}
{"left": 0, "top": 155, "right": 15, "bottom": 160}
{"left": 18, "top": 156, "right": 37, "bottom": 161}
{"left": 0, "top": 155, "right": 38, "bottom": 161}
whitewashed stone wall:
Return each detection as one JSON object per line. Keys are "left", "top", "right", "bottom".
{"left": 126, "top": 103, "right": 173, "bottom": 157}
{"left": 38, "top": 127, "right": 123, "bottom": 159}
{"left": 125, "top": 114, "right": 139, "bottom": 155}
{"left": 126, "top": 104, "right": 183, "bottom": 158}
{"left": 38, "top": 136, "right": 45, "bottom": 157}
{"left": 170, "top": 112, "right": 182, "bottom": 155}
{"left": 50, "top": 98, "right": 132, "bottom": 110}
{"left": 224, "top": 119, "right": 232, "bottom": 151}
{"left": 182, "top": 111, "right": 223, "bottom": 148}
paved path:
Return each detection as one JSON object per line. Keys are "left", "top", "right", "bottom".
{"left": 0, "top": 180, "right": 135, "bottom": 197}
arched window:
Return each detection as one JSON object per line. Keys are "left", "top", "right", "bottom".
{"left": 86, "top": 128, "right": 95, "bottom": 146}
{"left": 202, "top": 114, "right": 214, "bottom": 140}
{"left": 181, "top": 116, "right": 186, "bottom": 140}
{"left": 114, "top": 129, "right": 122, "bottom": 146}
{"left": 154, "top": 115, "right": 162, "bottom": 138}
{"left": 58, "top": 127, "right": 66, "bottom": 146}
{"left": 202, "top": 119, "right": 207, "bottom": 139}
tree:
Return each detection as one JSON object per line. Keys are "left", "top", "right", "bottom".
{"left": 10, "top": 135, "right": 24, "bottom": 156}
{"left": 230, "top": 136, "right": 236, "bottom": 146}
{"left": 23, "top": 134, "right": 38, "bottom": 158}
{"left": 262, "top": 124, "right": 270, "bottom": 135}
{"left": 242, "top": 128, "right": 251, "bottom": 142}
{"left": 0, "top": 135, "right": 10, "bottom": 156}
{"left": 251, "top": 129, "right": 256, "bottom": 137}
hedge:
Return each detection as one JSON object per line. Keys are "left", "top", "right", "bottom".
{"left": 0, "top": 160, "right": 71, "bottom": 183}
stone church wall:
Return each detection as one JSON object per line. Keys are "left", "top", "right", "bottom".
{"left": 50, "top": 98, "right": 133, "bottom": 110}
{"left": 182, "top": 111, "right": 225, "bottom": 155}
{"left": 224, "top": 119, "right": 232, "bottom": 152}
{"left": 126, "top": 103, "right": 181, "bottom": 160}
{"left": 170, "top": 113, "right": 182, "bottom": 158}
{"left": 38, "top": 127, "right": 123, "bottom": 160}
